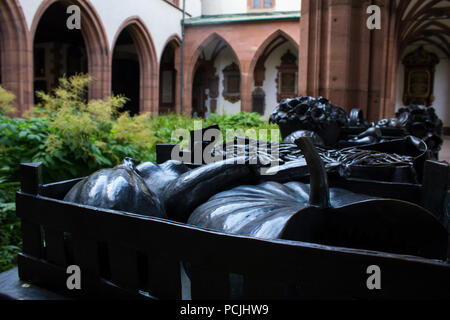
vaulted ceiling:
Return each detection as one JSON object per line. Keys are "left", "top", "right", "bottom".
{"left": 396, "top": 0, "right": 450, "bottom": 58}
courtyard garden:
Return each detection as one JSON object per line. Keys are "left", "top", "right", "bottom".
{"left": 0, "top": 74, "right": 280, "bottom": 272}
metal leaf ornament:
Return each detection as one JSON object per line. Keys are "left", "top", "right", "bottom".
{"left": 189, "top": 137, "right": 448, "bottom": 259}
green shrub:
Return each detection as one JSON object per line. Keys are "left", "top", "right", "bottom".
{"left": 148, "top": 111, "right": 280, "bottom": 147}
{"left": 0, "top": 85, "right": 16, "bottom": 116}
{"left": 0, "top": 74, "right": 280, "bottom": 271}
{"left": 205, "top": 112, "right": 280, "bottom": 143}
{"left": 0, "top": 116, "right": 50, "bottom": 180}
{"left": 0, "top": 178, "right": 20, "bottom": 272}
{"left": 29, "top": 74, "right": 159, "bottom": 182}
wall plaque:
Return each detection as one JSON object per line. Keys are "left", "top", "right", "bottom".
{"left": 222, "top": 62, "right": 241, "bottom": 103}
{"left": 276, "top": 50, "right": 298, "bottom": 102}
{"left": 402, "top": 46, "right": 439, "bottom": 106}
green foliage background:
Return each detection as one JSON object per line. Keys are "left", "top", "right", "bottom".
{"left": 0, "top": 75, "right": 279, "bottom": 272}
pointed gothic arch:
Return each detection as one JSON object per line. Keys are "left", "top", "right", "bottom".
{"left": 111, "top": 17, "right": 158, "bottom": 113}
{"left": 0, "top": 0, "right": 33, "bottom": 113}
{"left": 249, "top": 29, "right": 299, "bottom": 82}
{"left": 187, "top": 32, "right": 242, "bottom": 116}
{"left": 159, "top": 34, "right": 182, "bottom": 114}
{"left": 189, "top": 32, "right": 242, "bottom": 81}
{"left": 31, "top": 0, "right": 110, "bottom": 101}
{"left": 249, "top": 29, "right": 299, "bottom": 115}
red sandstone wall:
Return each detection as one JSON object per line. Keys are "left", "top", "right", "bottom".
{"left": 299, "top": 0, "right": 398, "bottom": 121}
{"left": 1, "top": 0, "right": 402, "bottom": 122}
{"left": 183, "top": 19, "right": 300, "bottom": 115}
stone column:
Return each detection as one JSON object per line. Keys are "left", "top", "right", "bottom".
{"left": 0, "top": 0, "right": 34, "bottom": 114}
{"left": 240, "top": 62, "right": 253, "bottom": 113}
{"left": 299, "top": 0, "right": 398, "bottom": 121}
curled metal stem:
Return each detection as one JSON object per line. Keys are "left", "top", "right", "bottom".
{"left": 295, "top": 137, "right": 331, "bottom": 209}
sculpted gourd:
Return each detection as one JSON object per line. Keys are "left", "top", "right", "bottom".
{"left": 64, "top": 158, "right": 165, "bottom": 218}
{"left": 136, "top": 160, "right": 190, "bottom": 197}
{"left": 163, "top": 157, "right": 256, "bottom": 222}
{"left": 188, "top": 137, "right": 448, "bottom": 259}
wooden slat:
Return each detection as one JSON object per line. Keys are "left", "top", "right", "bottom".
{"left": 147, "top": 254, "right": 181, "bottom": 300}
{"left": 20, "top": 163, "right": 42, "bottom": 195}
{"left": 18, "top": 253, "right": 151, "bottom": 300}
{"left": 71, "top": 235, "right": 100, "bottom": 293}
{"left": 16, "top": 192, "right": 450, "bottom": 299}
{"left": 39, "top": 178, "right": 83, "bottom": 200}
{"left": 243, "top": 276, "right": 292, "bottom": 300}
{"left": 44, "top": 227, "right": 66, "bottom": 266}
{"left": 109, "top": 244, "right": 139, "bottom": 292}
{"left": 18, "top": 253, "right": 70, "bottom": 296}
{"left": 189, "top": 265, "right": 230, "bottom": 300}
{"left": 421, "top": 160, "right": 449, "bottom": 221}
{"left": 329, "top": 176, "right": 422, "bottom": 204}
{"left": 18, "top": 163, "right": 43, "bottom": 260}
{"left": 20, "top": 221, "right": 42, "bottom": 258}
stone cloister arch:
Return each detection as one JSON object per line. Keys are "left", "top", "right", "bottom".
{"left": 188, "top": 32, "right": 242, "bottom": 116}
{"left": 159, "top": 35, "right": 182, "bottom": 114}
{"left": 111, "top": 17, "right": 159, "bottom": 114}
{"left": 31, "top": 0, "right": 111, "bottom": 102}
{"left": 249, "top": 29, "right": 299, "bottom": 115}
{"left": 0, "top": 0, "right": 33, "bottom": 113}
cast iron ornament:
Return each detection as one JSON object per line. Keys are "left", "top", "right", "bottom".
{"left": 270, "top": 96, "right": 443, "bottom": 157}
{"left": 64, "top": 158, "right": 166, "bottom": 218}
{"left": 188, "top": 137, "right": 448, "bottom": 260}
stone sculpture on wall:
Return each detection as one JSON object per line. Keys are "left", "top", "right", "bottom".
{"left": 402, "top": 46, "right": 439, "bottom": 107}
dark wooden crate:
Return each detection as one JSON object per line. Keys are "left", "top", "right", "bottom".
{"left": 15, "top": 163, "right": 450, "bottom": 300}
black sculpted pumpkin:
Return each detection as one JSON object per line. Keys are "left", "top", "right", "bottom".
{"left": 136, "top": 160, "right": 190, "bottom": 197}
{"left": 188, "top": 138, "right": 448, "bottom": 259}
{"left": 163, "top": 157, "right": 257, "bottom": 222}
{"left": 64, "top": 158, "right": 165, "bottom": 218}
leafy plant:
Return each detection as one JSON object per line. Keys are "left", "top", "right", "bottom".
{"left": 0, "top": 85, "right": 16, "bottom": 116}
{"left": 0, "top": 74, "right": 280, "bottom": 271}
{"left": 205, "top": 112, "right": 280, "bottom": 143}
{"left": 0, "top": 178, "right": 20, "bottom": 272}
{"left": 28, "top": 74, "right": 159, "bottom": 181}
{"left": 0, "top": 116, "right": 51, "bottom": 181}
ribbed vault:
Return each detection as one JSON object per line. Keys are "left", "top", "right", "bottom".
{"left": 396, "top": 0, "right": 450, "bottom": 58}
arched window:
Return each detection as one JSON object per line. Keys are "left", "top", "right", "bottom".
{"left": 276, "top": 50, "right": 298, "bottom": 102}
{"left": 222, "top": 62, "right": 241, "bottom": 103}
